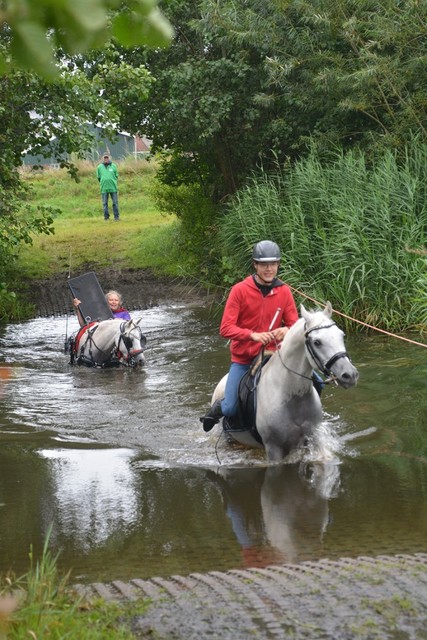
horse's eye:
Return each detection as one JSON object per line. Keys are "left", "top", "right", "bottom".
{"left": 313, "top": 339, "right": 321, "bottom": 347}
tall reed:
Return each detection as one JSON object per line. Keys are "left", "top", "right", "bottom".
{"left": 220, "top": 141, "right": 427, "bottom": 332}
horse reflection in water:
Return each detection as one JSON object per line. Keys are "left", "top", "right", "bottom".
{"left": 69, "top": 318, "right": 146, "bottom": 368}
{"left": 208, "top": 463, "right": 339, "bottom": 566}
{"left": 211, "top": 302, "right": 359, "bottom": 462}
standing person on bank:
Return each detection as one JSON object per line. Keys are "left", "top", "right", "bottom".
{"left": 97, "top": 153, "right": 120, "bottom": 221}
{"left": 200, "top": 240, "right": 299, "bottom": 432}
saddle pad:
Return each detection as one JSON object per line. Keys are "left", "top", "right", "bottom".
{"left": 68, "top": 272, "right": 113, "bottom": 323}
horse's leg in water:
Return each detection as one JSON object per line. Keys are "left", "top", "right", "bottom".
{"left": 263, "top": 439, "right": 293, "bottom": 463}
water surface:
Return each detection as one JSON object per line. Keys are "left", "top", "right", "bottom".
{"left": 0, "top": 306, "right": 426, "bottom": 582}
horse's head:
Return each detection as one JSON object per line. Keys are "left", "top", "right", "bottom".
{"left": 301, "top": 301, "right": 358, "bottom": 389}
{"left": 117, "top": 319, "right": 146, "bottom": 367}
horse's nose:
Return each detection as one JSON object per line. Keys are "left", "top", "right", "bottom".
{"left": 130, "top": 350, "right": 146, "bottom": 366}
{"left": 341, "top": 366, "right": 359, "bottom": 388}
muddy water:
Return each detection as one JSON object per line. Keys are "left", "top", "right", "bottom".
{"left": 0, "top": 304, "right": 426, "bottom": 583}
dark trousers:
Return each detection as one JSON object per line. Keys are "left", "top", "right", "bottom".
{"left": 102, "top": 191, "right": 119, "bottom": 219}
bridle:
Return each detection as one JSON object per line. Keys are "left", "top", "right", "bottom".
{"left": 304, "top": 322, "right": 349, "bottom": 377}
{"left": 116, "top": 321, "right": 146, "bottom": 366}
{"left": 276, "top": 321, "right": 349, "bottom": 383}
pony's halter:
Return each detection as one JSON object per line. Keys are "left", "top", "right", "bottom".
{"left": 304, "top": 322, "right": 349, "bottom": 377}
{"left": 117, "top": 322, "right": 146, "bottom": 365}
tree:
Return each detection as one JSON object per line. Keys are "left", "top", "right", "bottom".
{"left": 98, "top": 0, "right": 427, "bottom": 203}
{"left": 0, "top": 0, "right": 162, "bottom": 319}
{"left": 257, "top": 0, "right": 427, "bottom": 153}
{"left": 133, "top": 0, "right": 287, "bottom": 200}
{"left": 0, "top": 0, "right": 173, "bottom": 79}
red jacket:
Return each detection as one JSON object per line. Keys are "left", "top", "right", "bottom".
{"left": 220, "top": 275, "right": 299, "bottom": 364}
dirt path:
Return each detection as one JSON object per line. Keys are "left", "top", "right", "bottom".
{"left": 74, "top": 554, "right": 427, "bottom": 639}
{"left": 22, "top": 267, "right": 210, "bottom": 318}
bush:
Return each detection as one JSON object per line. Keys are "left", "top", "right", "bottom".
{"left": 152, "top": 179, "right": 222, "bottom": 280}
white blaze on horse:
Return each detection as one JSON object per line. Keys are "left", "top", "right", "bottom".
{"left": 211, "top": 302, "right": 359, "bottom": 462}
{"left": 69, "top": 318, "right": 146, "bottom": 368}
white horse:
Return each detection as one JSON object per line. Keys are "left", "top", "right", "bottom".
{"left": 70, "top": 318, "right": 146, "bottom": 368}
{"left": 211, "top": 302, "right": 358, "bottom": 462}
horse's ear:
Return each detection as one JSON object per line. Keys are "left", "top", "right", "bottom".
{"left": 300, "top": 304, "right": 309, "bottom": 321}
{"left": 325, "top": 301, "right": 333, "bottom": 317}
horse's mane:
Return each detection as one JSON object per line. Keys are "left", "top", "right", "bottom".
{"left": 279, "top": 305, "right": 331, "bottom": 353}
{"left": 282, "top": 316, "right": 305, "bottom": 343}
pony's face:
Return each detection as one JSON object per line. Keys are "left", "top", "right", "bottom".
{"left": 302, "top": 302, "right": 358, "bottom": 388}
{"left": 118, "top": 320, "right": 146, "bottom": 367}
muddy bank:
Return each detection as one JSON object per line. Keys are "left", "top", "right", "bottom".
{"left": 22, "top": 267, "right": 213, "bottom": 318}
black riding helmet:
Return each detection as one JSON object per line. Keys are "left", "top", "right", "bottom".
{"left": 252, "top": 240, "right": 281, "bottom": 262}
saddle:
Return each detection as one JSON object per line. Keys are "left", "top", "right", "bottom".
{"left": 223, "top": 351, "right": 274, "bottom": 445}
{"left": 222, "top": 351, "right": 325, "bottom": 445}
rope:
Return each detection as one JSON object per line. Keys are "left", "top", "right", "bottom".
{"left": 214, "top": 429, "right": 223, "bottom": 465}
{"left": 288, "top": 285, "right": 427, "bottom": 349}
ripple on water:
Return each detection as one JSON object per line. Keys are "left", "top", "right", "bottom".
{"left": 0, "top": 308, "right": 426, "bottom": 582}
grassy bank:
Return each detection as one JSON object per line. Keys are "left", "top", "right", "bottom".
{"left": 11, "top": 148, "right": 427, "bottom": 334}
{"left": 17, "top": 158, "right": 183, "bottom": 280}
{"left": 0, "top": 534, "right": 142, "bottom": 639}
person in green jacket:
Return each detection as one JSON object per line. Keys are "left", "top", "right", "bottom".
{"left": 97, "top": 153, "right": 120, "bottom": 220}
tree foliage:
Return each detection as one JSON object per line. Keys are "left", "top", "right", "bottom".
{"left": 104, "top": 0, "right": 427, "bottom": 202}
{"left": 0, "top": 0, "right": 173, "bottom": 79}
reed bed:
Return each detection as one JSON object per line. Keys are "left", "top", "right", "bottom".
{"left": 221, "top": 143, "right": 427, "bottom": 332}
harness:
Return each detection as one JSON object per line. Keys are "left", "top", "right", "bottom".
{"left": 223, "top": 321, "right": 349, "bottom": 444}
{"left": 68, "top": 322, "right": 146, "bottom": 368}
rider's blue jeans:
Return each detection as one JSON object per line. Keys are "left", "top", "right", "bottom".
{"left": 102, "top": 191, "right": 119, "bottom": 219}
{"left": 220, "top": 362, "right": 250, "bottom": 417}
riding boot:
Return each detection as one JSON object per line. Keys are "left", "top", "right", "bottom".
{"left": 200, "top": 399, "right": 223, "bottom": 432}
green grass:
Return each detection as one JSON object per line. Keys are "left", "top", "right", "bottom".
{"left": 12, "top": 145, "right": 427, "bottom": 334}
{"left": 0, "top": 531, "right": 144, "bottom": 639}
{"left": 17, "top": 157, "right": 183, "bottom": 279}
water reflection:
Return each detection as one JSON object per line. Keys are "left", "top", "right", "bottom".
{"left": 207, "top": 463, "right": 339, "bottom": 567}
{"left": 38, "top": 447, "right": 138, "bottom": 551}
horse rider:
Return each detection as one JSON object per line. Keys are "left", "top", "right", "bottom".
{"left": 200, "top": 240, "right": 299, "bottom": 432}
